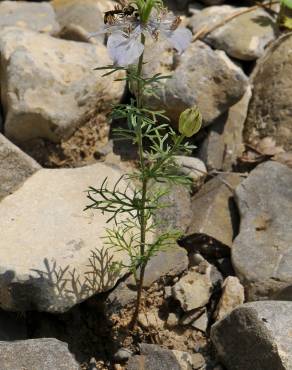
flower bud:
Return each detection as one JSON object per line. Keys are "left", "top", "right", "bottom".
{"left": 178, "top": 106, "right": 202, "bottom": 137}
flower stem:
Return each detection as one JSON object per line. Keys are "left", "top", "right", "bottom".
{"left": 130, "top": 33, "right": 148, "bottom": 329}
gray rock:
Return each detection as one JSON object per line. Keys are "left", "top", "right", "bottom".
{"left": 114, "top": 347, "right": 133, "bottom": 362}
{"left": 199, "top": 86, "right": 252, "bottom": 171}
{"left": 0, "top": 338, "right": 79, "bottom": 370}
{"left": 180, "top": 307, "right": 205, "bottom": 326}
{"left": 190, "top": 6, "right": 277, "bottom": 61}
{"left": 172, "top": 262, "right": 213, "bottom": 312}
{"left": 173, "top": 156, "right": 207, "bottom": 186}
{"left": 232, "top": 161, "right": 292, "bottom": 300}
{"left": 214, "top": 276, "right": 245, "bottom": 321}
{"left": 127, "top": 344, "right": 187, "bottom": 370}
{"left": 172, "top": 350, "right": 206, "bottom": 370}
{"left": 0, "top": 1, "right": 60, "bottom": 35}
{"left": 184, "top": 174, "right": 242, "bottom": 249}
{"left": 0, "top": 163, "right": 134, "bottom": 312}
{"left": 153, "top": 183, "right": 192, "bottom": 234}
{"left": 128, "top": 244, "right": 189, "bottom": 289}
{"left": 191, "top": 309, "right": 208, "bottom": 332}
{"left": 0, "top": 28, "right": 125, "bottom": 143}
{"left": 245, "top": 32, "right": 292, "bottom": 151}
{"left": 0, "top": 133, "right": 41, "bottom": 200}
{"left": 105, "top": 282, "right": 137, "bottom": 315}
{"left": 211, "top": 301, "right": 292, "bottom": 370}
{"left": 144, "top": 41, "right": 248, "bottom": 128}
{"left": 52, "top": 0, "right": 104, "bottom": 41}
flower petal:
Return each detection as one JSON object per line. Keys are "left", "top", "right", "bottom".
{"left": 107, "top": 32, "right": 144, "bottom": 66}
{"left": 164, "top": 27, "right": 192, "bottom": 54}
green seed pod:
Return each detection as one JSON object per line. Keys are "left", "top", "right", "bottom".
{"left": 178, "top": 106, "right": 202, "bottom": 137}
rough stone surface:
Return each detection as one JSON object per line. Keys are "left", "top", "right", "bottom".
{"left": 0, "top": 163, "right": 132, "bottom": 312}
{"left": 0, "top": 133, "right": 41, "bottom": 200}
{"left": 172, "top": 262, "right": 213, "bottom": 312}
{"left": 232, "top": 161, "right": 292, "bottom": 300}
{"left": 211, "top": 301, "right": 292, "bottom": 370}
{"left": 128, "top": 244, "right": 189, "bottom": 289}
{"left": 199, "top": 86, "right": 252, "bottom": 171}
{"left": 127, "top": 344, "right": 182, "bottom": 370}
{"left": 153, "top": 183, "right": 192, "bottom": 234}
{"left": 191, "top": 308, "right": 208, "bottom": 332}
{"left": 0, "top": 338, "right": 79, "bottom": 370}
{"left": 214, "top": 276, "right": 245, "bottom": 321}
{"left": 52, "top": 0, "right": 104, "bottom": 41}
{"left": 184, "top": 174, "right": 242, "bottom": 249}
{"left": 0, "top": 28, "right": 125, "bottom": 143}
{"left": 190, "top": 6, "right": 277, "bottom": 61}
{"left": 173, "top": 156, "right": 207, "bottom": 186}
{"left": 144, "top": 41, "right": 248, "bottom": 127}
{"left": 245, "top": 32, "right": 292, "bottom": 150}
{"left": 0, "top": 1, "right": 60, "bottom": 35}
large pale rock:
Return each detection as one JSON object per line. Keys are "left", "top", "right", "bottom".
{"left": 144, "top": 41, "right": 248, "bottom": 127}
{"left": 0, "top": 28, "right": 125, "bottom": 143}
{"left": 0, "top": 1, "right": 60, "bottom": 35}
{"left": 211, "top": 301, "right": 292, "bottom": 370}
{"left": 0, "top": 338, "right": 79, "bottom": 370}
{"left": 0, "top": 133, "right": 41, "bottom": 200}
{"left": 190, "top": 6, "right": 277, "bottom": 61}
{"left": 52, "top": 0, "right": 104, "bottom": 41}
{"left": 0, "top": 163, "right": 132, "bottom": 312}
{"left": 245, "top": 33, "right": 292, "bottom": 150}
{"left": 183, "top": 174, "right": 242, "bottom": 250}
{"left": 214, "top": 276, "right": 245, "bottom": 321}
{"left": 199, "top": 86, "right": 252, "bottom": 171}
{"left": 232, "top": 161, "right": 292, "bottom": 300}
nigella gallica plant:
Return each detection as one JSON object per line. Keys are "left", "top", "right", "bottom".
{"left": 86, "top": 0, "right": 202, "bottom": 327}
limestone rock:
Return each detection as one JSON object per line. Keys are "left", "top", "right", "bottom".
{"left": 190, "top": 6, "right": 277, "bottom": 61}
{"left": 211, "top": 301, "right": 292, "bottom": 370}
{"left": 183, "top": 174, "right": 242, "bottom": 249}
{"left": 0, "top": 28, "right": 125, "bottom": 143}
{"left": 0, "top": 163, "right": 132, "bottom": 312}
{"left": 172, "top": 262, "right": 213, "bottom": 311}
{"left": 153, "top": 183, "right": 192, "bottom": 234}
{"left": 214, "top": 276, "right": 245, "bottom": 321}
{"left": 144, "top": 41, "right": 248, "bottom": 127}
{"left": 245, "top": 33, "right": 292, "bottom": 150}
{"left": 52, "top": 0, "right": 104, "bottom": 42}
{"left": 199, "top": 86, "right": 252, "bottom": 171}
{"left": 127, "top": 344, "right": 195, "bottom": 370}
{"left": 173, "top": 156, "right": 207, "bottom": 186}
{"left": 128, "top": 244, "right": 189, "bottom": 289}
{"left": 0, "top": 338, "right": 79, "bottom": 370}
{"left": 0, "top": 133, "right": 41, "bottom": 200}
{"left": 232, "top": 161, "right": 292, "bottom": 300}
{"left": 191, "top": 308, "right": 208, "bottom": 332}
{"left": 0, "top": 1, "right": 60, "bottom": 35}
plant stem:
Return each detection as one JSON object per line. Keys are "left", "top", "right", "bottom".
{"left": 130, "top": 33, "right": 148, "bottom": 329}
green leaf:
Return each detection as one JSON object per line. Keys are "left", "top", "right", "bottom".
{"left": 282, "top": 15, "right": 292, "bottom": 29}
{"left": 282, "top": 0, "right": 292, "bottom": 9}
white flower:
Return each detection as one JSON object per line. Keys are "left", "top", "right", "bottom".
{"left": 90, "top": 9, "right": 192, "bottom": 66}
